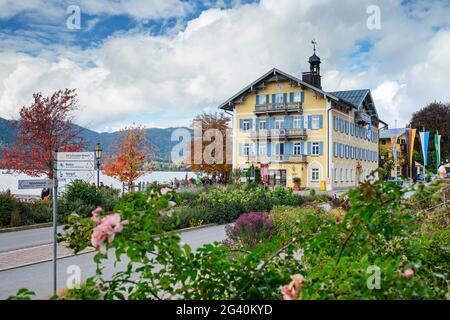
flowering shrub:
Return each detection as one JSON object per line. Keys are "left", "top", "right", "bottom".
{"left": 225, "top": 212, "right": 273, "bottom": 249}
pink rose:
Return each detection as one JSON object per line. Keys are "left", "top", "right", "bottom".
{"left": 400, "top": 268, "right": 414, "bottom": 278}
{"left": 90, "top": 212, "right": 128, "bottom": 253}
{"left": 168, "top": 200, "right": 176, "bottom": 207}
{"left": 160, "top": 187, "right": 171, "bottom": 195}
{"left": 91, "top": 206, "right": 103, "bottom": 224}
{"left": 281, "top": 274, "right": 304, "bottom": 300}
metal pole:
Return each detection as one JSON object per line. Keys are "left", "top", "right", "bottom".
{"left": 97, "top": 160, "right": 100, "bottom": 188}
{"left": 52, "top": 153, "right": 59, "bottom": 296}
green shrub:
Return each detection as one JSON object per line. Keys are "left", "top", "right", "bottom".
{"left": 21, "top": 200, "right": 53, "bottom": 225}
{"left": 170, "top": 205, "right": 211, "bottom": 229}
{"left": 0, "top": 192, "right": 19, "bottom": 227}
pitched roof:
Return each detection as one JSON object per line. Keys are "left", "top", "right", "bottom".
{"left": 218, "top": 68, "right": 339, "bottom": 111}
{"left": 328, "top": 89, "right": 370, "bottom": 110}
{"left": 379, "top": 128, "right": 406, "bottom": 139}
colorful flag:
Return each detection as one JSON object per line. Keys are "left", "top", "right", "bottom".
{"left": 435, "top": 134, "right": 441, "bottom": 168}
{"left": 419, "top": 131, "right": 430, "bottom": 167}
{"left": 391, "top": 136, "right": 398, "bottom": 161}
{"left": 407, "top": 128, "right": 416, "bottom": 167}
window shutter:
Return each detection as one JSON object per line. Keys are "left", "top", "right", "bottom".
{"left": 267, "top": 142, "right": 271, "bottom": 156}
{"left": 255, "top": 118, "right": 259, "bottom": 130}
{"left": 239, "top": 144, "right": 243, "bottom": 156}
{"left": 333, "top": 142, "right": 337, "bottom": 157}
{"left": 319, "top": 142, "right": 324, "bottom": 155}
{"left": 300, "top": 115, "right": 304, "bottom": 129}
{"left": 290, "top": 92, "right": 294, "bottom": 103}
{"left": 283, "top": 93, "right": 287, "bottom": 103}
{"left": 308, "top": 115, "right": 312, "bottom": 129}
{"left": 249, "top": 119, "right": 253, "bottom": 130}
{"left": 256, "top": 95, "right": 260, "bottom": 105}
{"left": 301, "top": 91, "right": 305, "bottom": 103}
{"left": 239, "top": 119, "right": 244, "bottom": 130}
{"left": 272, "top": 94, "right": 276, "bottom": 104}
{"left": 266, "top": 94, "right": 269, "bottom": 103}
{"left": 300, "top": 142, "right": 305, "bottom": 155}
{"left": 333, "top": 116, "right": 337, "bottom": 131}
{"left": 319, "top": 115, "right": 323, "bottom": 129}
{"left": 307, "top": 142, "right": 312, "bottom": 155}
{"left": 285, "top": 116, "right": 293, "bottom": 128}
{"left": 285, "top": 142, "right": 292, "bottom": 155}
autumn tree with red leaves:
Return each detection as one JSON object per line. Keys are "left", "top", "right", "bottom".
{"left": 102, "top": 125, "right": 150, "bottom": 190}
{"left": 0, "top": 89, "right": 83, "bottom": 178}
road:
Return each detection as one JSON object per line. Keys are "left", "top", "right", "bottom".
{"left": 0, "top": 226, "right": 64, "bottom": 253}
{"left": 0, "top": 224, "right": 227, "bottom": 299}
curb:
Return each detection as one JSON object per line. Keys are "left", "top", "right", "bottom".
{"left": 0, "top": 223, "right": 220, "bottom": 272}
{"left": 0, "top": 223, "right": 54, "bottom": 234}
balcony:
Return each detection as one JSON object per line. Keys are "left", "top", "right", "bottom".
{"left": 249, "top": 128, "right": 307, "bottom": 140}
{"left": 254, "top": 102, "right": 303, "bottom": 115}
{"left": 246, "top": 154, "right": 307, "bottom": 163}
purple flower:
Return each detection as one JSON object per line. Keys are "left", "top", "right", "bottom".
{"left": 227, "top": 212, "right": 273, "bottom": 249}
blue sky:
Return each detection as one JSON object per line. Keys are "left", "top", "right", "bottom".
{"left": 0, "top": 0, "right": 449, "bottom": 132}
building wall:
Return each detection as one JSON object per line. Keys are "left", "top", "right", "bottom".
{"left": 379, "top": 133, "right": 406, "bottom": 177}
{"left": 233, "top": 80, "right": 379, "bottom": 189}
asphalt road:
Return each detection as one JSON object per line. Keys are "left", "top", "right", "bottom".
{"left": 0, "top": 226, "right": 64, "bottom": 253}
{"left": 0, "top": 224, "right": 227, "bottom": 299}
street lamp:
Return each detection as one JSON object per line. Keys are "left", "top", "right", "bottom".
{"left": 95, "top": 142, "right": 102, "bottom": 188}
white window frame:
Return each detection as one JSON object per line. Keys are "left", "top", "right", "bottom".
{"left": 293, "top": 142, "right": 301, "bottom": 155}
{"left": 243, "top": 143, "right": 250, "bottom": 156}
{"left": 258, "top": 94, "right": 267, "bottom": 105}
{"left": 258, "top": 143, "right": 266, "bottom": 156}
{"left": 259, "top": 120, "right": 266, "bottom": 130}
{"left": 274, "top": 118, "right": 284, "bottom": 129}
{"left": 293, "top": 117, "right": 301, "bottom": 129}
{"left": 311, "top": 168, "right": 320, "bottom": 182}
{"left": 274, "top": 142, "right": 284, "bottom": 155}
{"left": 242, "top": 120, "right": 250, "bottom": 131}
{"left": 275, "top": 93, "right": 284, "bottom": 103}
{"left": 311, "top": 142, "right": 320, "bottom": 156}
{"left": 334, "top": 167, "right": 338, "bottom": 183}
{"left": 293, "top": 92, "right": 302, "bottom": 103}
{"left": 311, "top": 115, "right": 320, "bottom": 129}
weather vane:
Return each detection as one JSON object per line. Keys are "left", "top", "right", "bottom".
{"left": 311, "top": 39, "right": 317, "bottom": 53}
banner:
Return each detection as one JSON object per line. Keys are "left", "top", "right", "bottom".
{"left": 390, "top": 136, "right": 398, "bottom": 161}
{"left": 435, "top": 134, "right": 441, "bottom": 168}
{"left": 407, "top": 128, "right": 416, "bottom": 167}
{"left": 419, "top": 131, "right": 430, "bottom": 167}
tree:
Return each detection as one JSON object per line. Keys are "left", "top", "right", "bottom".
{"left": 0, "top": 89, "right": 83, "bottom": 178}
{"left": 103, "top": 125, "right": 150, "bottom": 190}
{"left": 409, "top": 102, "right": 450, "bottom": 169}
{"left": 187, "top": 112, "right": 232, "bottom": 182}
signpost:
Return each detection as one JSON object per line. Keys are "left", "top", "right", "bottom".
{"left": 50, "top": 151, "right": 96, "bottom": 295}
{"left": 18, "top": 179, "right": 52, "bottom": 190}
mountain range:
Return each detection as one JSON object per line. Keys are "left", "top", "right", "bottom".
{"left": 0, "top": 117, "right": 192, "bottom": 162}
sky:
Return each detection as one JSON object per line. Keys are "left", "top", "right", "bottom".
{"left": 0, "top": 0, "right": 449, "bottom": 132}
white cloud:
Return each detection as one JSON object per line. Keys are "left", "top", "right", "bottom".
{"left": 0, "top": 0, "right": 449, "bottom": 131}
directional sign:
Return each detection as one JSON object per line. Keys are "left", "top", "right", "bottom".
{"left": 57, "top": 161, "right": 95, "bottom": 171}
{"left": 57, "top": 152, "right": 95, "bottom": 162}
{"left": 18, "top": 179, "right": 53, "bottom": 189}
{"left": 58, "top": 170, "right": 94, "bottom": 181}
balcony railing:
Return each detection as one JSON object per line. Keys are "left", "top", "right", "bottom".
{"left": 249, "top": 128, "right": 307, "bottom": 140}
{"left": 254, "top": 102, "right": 303, "bottom": 114}
{"left": 246, "top": 154, "right": 307, "bottom": 163}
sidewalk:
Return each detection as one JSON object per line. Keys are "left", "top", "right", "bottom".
{"left": 0, "top": 243, "right": 93, "bottom": 271}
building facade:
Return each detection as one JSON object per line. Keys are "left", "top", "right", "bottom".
{"left": 219, "top": 51, "right": 385, "bottom": 190}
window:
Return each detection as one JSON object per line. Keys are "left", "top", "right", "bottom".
{"left": 275, "top": 93, "right": 284, "bottom": 103}
{"left": 258, "top": 143, "right": 266, "bottom": 156}
{"left": 312, "top": 142, "right": 320, "bottom": 155}
{"left": 243, "top": 120, "right": 250, "bottom": 131}
{"left": 275, "top": 118, "right": 284, "bottom": 129}
{"left": 293, "top": 142, "right": 301, "bottom": 155}
{"left": 259, "top": 120, "right": 266, "bottom": 130}
{"left": 292, "top": 92, "right": 302, "bottom": 103}
{"left": 345, "top": 168, "right": 348, "bottom": 181}
{"left": 275, "top": 142, "right": 284, "bottom": 155}
{"left": 293, "top": 117, "right": 302, "bottom": 128}
{"left": 311, "top": 115, "right": 320, "bottom": 129}
{"left": 340, "top": 168, "right": 343, "bottom": 182}
{"left": 334, "top": 168, "right": 337, "bottom": 183}
{"left": 258, "top": 94, "right": 267, "bottom": 105}
{"left": 311, "top": 168, "right": 320, "bottom": 181}
{"left": 243, "top": 143, "right": 250, "bottom": 156}
{"left": 350, "top": 169, "right": 353, "bottom": 181}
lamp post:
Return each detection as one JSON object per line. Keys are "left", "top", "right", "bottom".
{"left": 95, "top": 142, "right": 102, "bottom": 188}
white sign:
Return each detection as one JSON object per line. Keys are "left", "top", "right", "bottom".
{"left": 18, "top": 179, "right": 53, "bottom": 189}
{"left": 58, "top": 170, "right": 94, "bottom": 181}
{"left": 58, "top": 161, "right": 95, "bottom": 171}
{"left": 57, "top": 152, "right": 95, "bottom": 162}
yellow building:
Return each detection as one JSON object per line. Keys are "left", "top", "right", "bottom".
{"left": 219, "top": 50, "right": 385, "bottom": 190}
